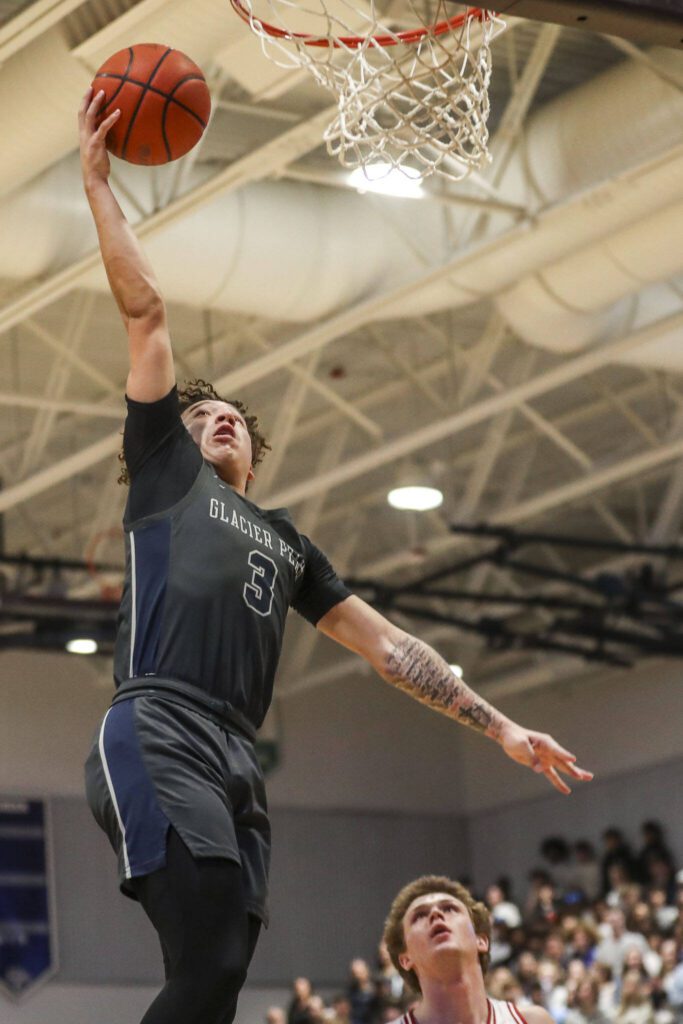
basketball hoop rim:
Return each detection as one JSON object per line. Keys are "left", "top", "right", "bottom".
{"left": 229, "top": 0, "right": 495, "bottom": 48}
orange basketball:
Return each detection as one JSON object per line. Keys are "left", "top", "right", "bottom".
{"left": 91, "top": 43, "right": 211, "bottom": 165}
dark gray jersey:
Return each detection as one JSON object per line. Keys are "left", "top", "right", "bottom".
{"left": 113, "top": 388, "right": 350, "bottom": 729}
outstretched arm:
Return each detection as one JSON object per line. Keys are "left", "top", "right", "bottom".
{"left": 78, "top": 87, "right": 174, "bottom": 403}
{"left": 317, "top": 596, "right": 593, "bottom": 794}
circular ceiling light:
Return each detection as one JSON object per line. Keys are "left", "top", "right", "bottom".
{"left": 65, "top": 638, "right": 98, "bottom": 655}
{"left": 349, "top": 163, "right": 423, "bottom": 199}
{"left": 387, "top": 485, "right": 443, "bottom": 511}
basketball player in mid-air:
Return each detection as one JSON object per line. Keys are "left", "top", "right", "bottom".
{"left": 78, "top": 86, "right": 592, "bottom": 1024}
{"left": 384, "top": 876, "right": 553, "bottom": 1024}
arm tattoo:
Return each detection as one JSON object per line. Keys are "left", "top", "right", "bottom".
{"left": 384, "top": 636, "right": 503, "bottom": 738}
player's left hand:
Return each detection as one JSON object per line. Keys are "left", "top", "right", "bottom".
{"left": 498, "top": 721, "right": 593, "bottom": 794}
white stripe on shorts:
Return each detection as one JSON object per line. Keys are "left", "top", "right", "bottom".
{"left": 98, "top": 707, "right": 132, "bottom": 879}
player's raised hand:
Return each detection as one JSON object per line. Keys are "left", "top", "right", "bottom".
{"left": 78, "top": 87, "right": 120, "bottom": 186}
{"left": 498, "top": 721, "right": 593, "bottom": 794}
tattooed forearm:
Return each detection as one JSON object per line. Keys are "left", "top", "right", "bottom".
{"left": 383, "top": 635, "right": 504, "bottom": 739}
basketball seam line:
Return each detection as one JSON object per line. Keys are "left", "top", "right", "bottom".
{"left": 100, "top": 47, "right": 135, "bottom": 157}
{"left": 96, "top": 73, "right": 208, "bottom": 131}
{"left": 120, "top": 47, "right": 174, "bottom": 161}
{"left": 161, "top": 73, "right": 209, "bottom": 161}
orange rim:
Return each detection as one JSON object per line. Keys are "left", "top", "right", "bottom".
{"left": 229, "top": 1, "right": 493, "bottom": 48}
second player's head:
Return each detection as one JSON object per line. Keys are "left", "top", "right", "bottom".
{"left": 383, "top": 875, "right": 491, "bottom": 995}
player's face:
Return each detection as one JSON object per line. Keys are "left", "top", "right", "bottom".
{"left": 398, "top": 892, "right": 488, "bottom": 984}
{"left": 182, "top": 400, "right": 254, "bottom": 488}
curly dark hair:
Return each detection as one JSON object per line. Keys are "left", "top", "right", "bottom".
{"left": 118, "top": 379, "right": 270, "bottom": 486}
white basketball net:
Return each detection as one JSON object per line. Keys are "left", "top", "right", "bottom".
{"left": 230, "top": 0, "right": 505, "bottom": 181}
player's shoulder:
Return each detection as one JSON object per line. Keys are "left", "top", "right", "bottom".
{"left": 487, "top": 997, "right": 548, "bottom": 1024}
{"left": 510, "top": 1004, "right": 554, "bottom": 1024}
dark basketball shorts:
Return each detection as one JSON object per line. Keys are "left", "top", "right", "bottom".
{"left": 84, "top": 695, "right": 271, "bottom": 926}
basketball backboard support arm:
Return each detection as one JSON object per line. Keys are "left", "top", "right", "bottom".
{"left": 486, "top": 0, "right": 683, "bottom": 47}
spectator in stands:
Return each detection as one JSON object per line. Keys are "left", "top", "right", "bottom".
{"left": 649, "top": 890, "right": 678, "bottom": 933}
{"left": 327, "top": 995, "right": 352, "bottom": 1024}
{"left": 602, "top": 830, "right": 636, "bottom": 897}
{"left": 605, "top": 867, "right": 637, "bottom": 909}
{"left": 490, "top": 921, "right": 514, "bottom": 968}
{"left": 637, "top": 825, "right": 675, "bottom": 888}
{"left": 529, "top": 882, "right": 562, "bottom": 930}
{"left": 346, "top": 958, "right": 378, "bottom": 1024}
{"left": 615, "top": 970, "right": 655, "bottom": 1024}
{"left": 374, "top": 939, "right": 406, "bottom": 1015}
{"left": 518, "top": 951, "right": 541, "bottom": 997}
{"left": 592, "top": 963, "right": 618, "bottom": 1019}
{"left": 509, "top": 926, "right": 530, "bottom": 969}
{"left": 569, "top": 924, "right": 599, "bottom": 967}
{"left": 541, "top": 839, "right": 575, "bottom": 896}
{"left": 288, "top": 977, "right": 316, "bottom": 1024}
{"left": 526, "top": 871, "right": 554, "bottom": 921}
{"left": 646, "top": 859, "right": 677, "bottom": 906}
{"left": 545, "top": 933, "right": 569, "bottom": 969}
{"left": 488, "top": 967, "right": 525, "bottom": 1003}
{"left": 661, "top": 947, "right": 683, "bottom": 1013}
{"left": 488, "top": 884, "right": 523, "bottom": 930}
{"left": 575, "top": 842, "right": 602, "bottom": 903}
{"left": 538, "top": 959, "right": 569, "bottom": 1020}
{"left": 267, "top": 1009, "right": 287, "bottom": 1024}
{"left": 307, "top": 995, "right": 327, "bottom": 1024}
{"left": 658, "top": 939, "right": 679, "bottom": 979}
{"left": 565, "top": 976, "right": 612, "bottom": 1024}
{"left": 597, "top": 909, "right": 650, "bottom": 976}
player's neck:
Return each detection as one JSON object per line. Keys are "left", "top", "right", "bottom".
{"left": 413, "top": 970, "right": 488, "bottom": 1024}
{"left": 215, "top": 464, "right": 249, "bottom": 496}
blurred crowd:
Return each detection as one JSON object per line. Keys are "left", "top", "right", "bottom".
{"left": 263, "top": 820, "right": 683, "bottom": 1024}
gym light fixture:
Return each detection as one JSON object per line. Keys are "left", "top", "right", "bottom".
{"left": 65, "top": 638, "right": 99, "bottom": 655}
{"left": 387, "top": 485, "right": 443, "bottom": 511}
{"left": 349, "top": 163, "right": 423, "bottom": 199}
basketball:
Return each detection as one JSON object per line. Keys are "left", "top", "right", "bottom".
{"left": 91, "top": 43, "right": 211, "bottom": 165}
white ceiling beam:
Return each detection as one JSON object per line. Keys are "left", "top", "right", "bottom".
{"left": 295, "top": 377, "right": 670, "bottom": 531}
{"left": 3, "top": 306, "right": 670, "bottom": 519}
{"left": 367, "top": 325, "right": 447, "bottom": 411}
{"left": 241, "top": 320, "right": 382, "bottom": 440}
{"left": 23, "top": 318, "right": 119, "bottom": 396}
{"left": 0, "top": 104, "right": 338, "bottom": 339}
{"left": 264, "top": 309, "right": 683, "bottom": 509}
{"left": 457, "top": 349, "right": 539, "bottom": 520}
{"left": 647, "top": 409, "right": 683, "bottom": 543}
{"left": 454, "top": 315, "right": 508, "bottom": 407}
{"left": 0, "top": 432, "right": 121, "bottom": 514}
{"left": 0, "top": 394, "right": 122, "bottom": 419}
{"left": 19, "top": 293, "right": 95, "bottom": 477}
{"left": 249, "top": 349, "right": 322, "bottom": 499}
{"left": 0, "top": 0, "right": 85, "bottom": 63}
{"left": 364, "top": 434, "right": 683, "bottom": 579}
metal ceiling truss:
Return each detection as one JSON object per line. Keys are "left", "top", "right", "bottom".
{"left": 348, "top": 524, "right": 683, "bottom": 668}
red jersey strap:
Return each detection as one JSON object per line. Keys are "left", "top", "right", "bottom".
{"left": 507, "top": 1003, "right": 529, "bottom": 1024}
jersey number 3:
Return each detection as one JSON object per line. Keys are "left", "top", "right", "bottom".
{"left": 243, "top": 550, "right": 278, "bottom": 616}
